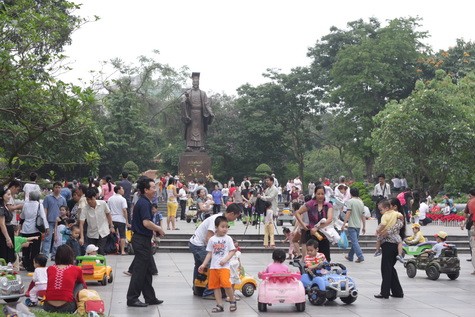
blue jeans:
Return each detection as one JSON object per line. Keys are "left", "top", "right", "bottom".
{"left": 347, "top": 227, "right": 364, "bottom": 261}
{"left": 42, "top": 221, "right": 56, "bottom": 257}
{"left": 188, "top": 242, "right": 213, "bottom": 297}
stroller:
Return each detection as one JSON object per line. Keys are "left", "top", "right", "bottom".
{"left": 185, "top": 204, "right": 198, "bottom": 223}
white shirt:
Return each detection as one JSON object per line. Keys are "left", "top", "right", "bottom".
{"left": 293, "top": 178, "right": 302, "bottom": 191}
{"left": 23, "top": 183, "right": 41, "bottom": 202}
{"left": 419, "top": 202, "right": 429, "bottom": 220}
{"left": 107, "top": 193, "right": 127, "bottom": 223}
{"left": 189, "top": 213, "right": 222, "bottom": 246}
{"left": 391, "top": 178, "right": 401, "bottom": 188}
{"left": 20, "top": 201, "right": 49, "bottom": 234}
{"left": 80, "top": 200, "right": 111, "bottom": 239}
{"left": 264, "top": 209, "right": 274, "bottom": 224}
{"left": 373, "top": 183, "right": 391, "bottom": 198}
{"left": 206, "top": 234, "right": 235, "bottom": 269}
{"left": 221, "top": 188, "right": 229, "bottom": 197}
{"left": 178, "top": 188, "right": 187, "bottom": 201}
{"left": 33, "top": 267, "right": 48, "bottom": 285}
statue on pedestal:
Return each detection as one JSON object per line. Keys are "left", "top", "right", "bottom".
{"left": 181, "top": 72, "right": 214, "bottom": 152}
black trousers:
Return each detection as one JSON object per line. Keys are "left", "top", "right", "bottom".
{"left": 179, "top": 199, "right": 187, "bottom": 220}
{"left": 380, "top": 242, "right": 403, "bottom": 297}
{"left": 87, "top": 235, "right": 108, "bottom": 255}
{"left": 21, "top": 232, "right": 42, "bottom": 272}
{"left": 126, "top": 233, "right": 157, "bottom": 303}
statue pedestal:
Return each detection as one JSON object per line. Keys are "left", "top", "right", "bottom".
{"left": 179, "top": 152, "right": 211, "bottom": 182}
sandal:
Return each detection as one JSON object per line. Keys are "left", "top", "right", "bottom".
{"left": 211, "top": 305, "right": 224, "bottom": 313}
{"left": 230, "top": 301, "right": 237, "bottom": 312}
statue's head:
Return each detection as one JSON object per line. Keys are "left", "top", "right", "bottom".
{"left": 191, "top": 72, "right": 200, "bottom": 89}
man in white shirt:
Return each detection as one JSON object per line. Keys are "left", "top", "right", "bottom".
{"left": 189, "top": 203, "right": 241, "bottom": 299}
{"left": 178, "top": 184, "right": 188, "bottom": 220}
{"left": 391, "top": 176, "right": 401, "bottom": 192}
{"left": 418, "top": 198, "right": 431, "bottom": 226}
{"left": 258, "top": 176, "right": 278, "bottom": 214}
{"left": 79, "top": 188, "right": 115, "bottom": 255}
{"left": 373, "top": 174, "right": 391, "bottom": 224}
{"left": 108, "top": 185, "right": 129, "bottom": 255}
{"left": 23, "top": 172, "right": 41, "bottom": 202}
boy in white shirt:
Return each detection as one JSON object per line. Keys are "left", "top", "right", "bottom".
{"left": 26, "top": 254, "right": 48, "bottom": 307}
{"left": 198, "top": 216, "right": 237, "bottom": 312}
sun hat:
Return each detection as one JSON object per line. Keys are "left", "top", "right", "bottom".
{"left": 434, "top": 231, "right": 448, "bottom": 239}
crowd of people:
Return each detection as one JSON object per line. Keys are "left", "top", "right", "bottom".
{"left": 1, "top": 170, "right": 475, "bottom": 312}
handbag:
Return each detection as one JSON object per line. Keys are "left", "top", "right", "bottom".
{"left": 35, "top": 203, "right": 46, "bottom": 233}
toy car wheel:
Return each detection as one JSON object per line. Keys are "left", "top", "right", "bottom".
{"left": 108, "top": 272, "right": 114, "bottom": 283}
{"left": 100, "top": 274, "right": 107, "bottom": 286}
{"left": 276, "top": 220, "right": 283, "bottom": 226}
{"left": 406, "top": 262, "right": 417, "bottom": 278}
{"left": 193, "top": 286, "right": 205, "bottom": 296}
{"left": 295, "top": 302, "right": 305, "bottom": 312}
{"left": 241, "top": 282, "right": 255, "bottom": 297}
{"left": 3, "top": 297, "right": 20, "bottom": 303}
{"left": 425, "top": 265, "right": 440, "bottom": 280}
{"left": 308, "top": 286, "right": 326, "bottom": 306}
{"left": 447, "top": 272, "right": 459, "bottom": 280}
{"left": 341, "top": 295, "right": 357, "bottom": 304}
{"left": 258, "top": 301, "right": 267, "bottom": 312}
{"left": 186, "top": 218, "right": 191, "bottom": 223}
{"left": 193, "top": 219, "right": 197, "bottom": 223}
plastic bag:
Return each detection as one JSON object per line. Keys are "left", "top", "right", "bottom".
{"left": 338, "top": 231, "right": 349, "bottom": 249}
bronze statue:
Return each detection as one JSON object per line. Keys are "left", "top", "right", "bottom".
{"left": 181, "top": 72, "right": 214, "bottom": 152}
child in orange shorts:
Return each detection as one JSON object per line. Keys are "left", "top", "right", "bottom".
{"left": 199, "top": 216, "right": 237, "bottom": 313}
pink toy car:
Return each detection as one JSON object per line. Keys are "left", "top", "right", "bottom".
{"left": 257, "top": 272, "right": 306, "bottom": 312}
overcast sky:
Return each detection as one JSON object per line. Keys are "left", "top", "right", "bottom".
{"left": 60, "top": 0, "right": 474, "bottom": 95}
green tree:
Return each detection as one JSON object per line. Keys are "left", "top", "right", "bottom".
{"left": 372, "top": 70, "right": 475, "bottom": 194}
{"left": 308, "top": 17, "right": 428, "bottom": 177}
{"left": 0, "top": 0, "right": 101, "bottom": 183}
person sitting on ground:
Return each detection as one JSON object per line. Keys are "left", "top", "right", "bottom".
{"left": 404, "top": 223, "right": 426, "bottom": 245}
{"left": 44, "top": 244, "right": 87, "bottom": 313}
{"left": 26, "top": 254, "right": 48, "bottom": 307}
{"left": 304, "top": 239, "right": 327, "bottom": 275}
{"left": 260, "top": 249, "right": 290, "bottom": 275}
{"left": 374, "top": 200, "right": 405, "bottom": 263}
{"left": 423, "top": 231, "right": 448, "bottom": 258}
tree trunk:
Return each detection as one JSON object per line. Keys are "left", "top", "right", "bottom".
{"left": 364, "top": 156, "right": 374, "bottom": 180}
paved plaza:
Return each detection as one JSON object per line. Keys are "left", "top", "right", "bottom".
{"left": 19, "top": 219, "right": 475, "bottom": 316}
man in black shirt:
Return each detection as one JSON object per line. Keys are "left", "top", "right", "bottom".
{"left": 126, "top": 177, "right": 165, "bottom": 307}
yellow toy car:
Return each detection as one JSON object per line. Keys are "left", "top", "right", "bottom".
{"left": 76, "top": 255, "right": 113, "bottom": 286}
{"left": 194, "top": 267, "right": 257, "bottom": 297}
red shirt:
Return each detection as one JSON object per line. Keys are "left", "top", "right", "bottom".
{"left": 46, "top": 265, "right": 86, "bottom": 302}
{"left": 467, "top": 197, "right": 475, "bottom": 221}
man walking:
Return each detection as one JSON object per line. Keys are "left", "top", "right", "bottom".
{"left": 127, "top": 177, "right": 165, "bottom": 307}
{"left": 342, "top": 187, "right": 366, "bottom": 263}
{"left": 117, "top": 171, "right": 133, "bottom": 222}
{"left": 108, "top": 185, "right": 129, "bottom": 255}
{"left": 79, "top": 188, "right": 115, "bottom": 255}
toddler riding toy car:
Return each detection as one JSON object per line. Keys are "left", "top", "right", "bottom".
{"left": 404, "top": 244, "right": 460, "bottom": 280}
{"left": 402, "top": 241, "right": 436, "bottom": 258}
{"left": 0, "top": 258, "right": 24, "bottom": 303}
{"left": 76, "top": 255, "right": 113, "bottom": 286}
{"left": 257, "top": 272, "right": 306, "bottom": 312}
{"left": 194, "top": 267, "right": 258, "bottom": 297}
{"left": 291, "top": 261, "right": 358, "bottom": 306}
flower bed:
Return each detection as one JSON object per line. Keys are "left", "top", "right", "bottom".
{"left": 426, "top": 213, "right": 465, "bottom": 226}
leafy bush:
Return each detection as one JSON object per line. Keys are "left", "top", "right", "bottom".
{"left": 255, "top": 163, "right": 272, "bottom": 178}
{"left": 123, "top": 161, "right": 139, "bottom": 182}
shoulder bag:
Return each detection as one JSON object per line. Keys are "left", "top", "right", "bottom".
{"left": 35, "top": 203, "right": 46, "bottom": 233}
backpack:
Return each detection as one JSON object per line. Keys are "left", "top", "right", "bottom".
{"left": 77, "top": 289, "right": 104, "bottom": 316}
{"left": 104, "top": 233, "right": 119, "bottom": 254}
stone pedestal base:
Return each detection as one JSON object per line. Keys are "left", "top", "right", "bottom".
{"left": 178, "top": 152, "right": 211, "bottom": 182}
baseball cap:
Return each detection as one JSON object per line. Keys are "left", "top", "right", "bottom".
{"left": 434, "top": 231, "right": 448, "bottom": 239}
{"left": 86, "top": 244, "right": 99, "bottom": 254}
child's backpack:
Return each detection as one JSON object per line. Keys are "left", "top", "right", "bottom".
{"left": 77, "top": 289, "right": 105, "bottom": 316}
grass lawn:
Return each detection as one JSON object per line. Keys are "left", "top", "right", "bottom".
{"left": 1, "top": 303, "right": 74, "bottom": 316}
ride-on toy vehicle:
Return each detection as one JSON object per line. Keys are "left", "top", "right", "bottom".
{"left": 257, "top": 272, "right": 306, "bottom": 312}
{"left": 0, "top": 258, "right": 24, "bottom": 303}
{"left": 402, "top": 241, "right": 436, "bottom": 258}
{"left": 194, "top": 267, "right": 258, "bottom": 297}
{"left": 404, "top": 244, "right": 460, "bottom": 280}
{"left": 76, "top": 255, "right": 113, "bottom": 286}
{"left": 276, "top": 208, "right": 295, "bottom": 226}
{"left": 185, "top": 205, "right": 198, "bottom": 223}
{"left": 291, "top": 261, "right": 357, "bottom": 306}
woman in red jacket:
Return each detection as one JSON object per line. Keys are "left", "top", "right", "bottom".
{"left": 44, "top": 244, "right": 87, "bottom": 313}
